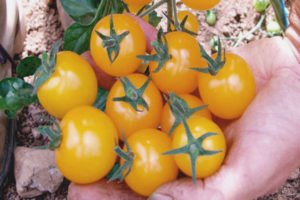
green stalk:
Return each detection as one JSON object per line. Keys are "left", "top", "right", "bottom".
{"left": 233, "top": 14, "right": 265, "bottom": 47}
{"left": 138, "top": 0, "right": 167, "bottom": 18}
{"left": 172, "top": 0, "right": 179, "bottom": 28}
{"left": 167, "top": 0, "right": 173, "bottom": 31}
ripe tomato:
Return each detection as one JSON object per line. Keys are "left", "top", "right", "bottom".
{"left": 181, "top": 0, "right": 221, "bottom": 11}
{"left": 90, "top": 14, "right": 146, "bottom": 77}
{"left": 198, "top": 53, "right": 256, "bottom": 119}
{"left": 123, "top": 0, "right": 152, "bottom": 7}
{"left": 106, "top": 73, "right": 163, "bottom": 139}
{"left": 149, "top": 31, "right": 205, "bottom": 94}
{"left": 161, "top": 94, "right": 211, "bottom": 135}
{"left": 37, "top": 51, "right": 97, "bottom": 119}
{"left": 123, "top": 129, "right": 178, "bottom": 196}
{"left": 172, "top": 117, "right": 226, "bottom": 178}
{"left": 55, "top": 106, "right": 118, "bottom": 184}
{"left": 171, "top": 11, "right": 199, "bottom": 34}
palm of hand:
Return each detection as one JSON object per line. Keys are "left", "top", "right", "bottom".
{"left": 68, "top": 37, "right": 300, "bottom": 200}
{"left": 153, "top": 37, "right": 300, "bottom": 200}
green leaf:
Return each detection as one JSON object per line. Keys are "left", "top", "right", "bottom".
{"left": 0, "top": 77, "right": 38, "bottom": 118}
{"left": 60, "top": 0, "right": 101, "bottom": 25}
{"left": 63, "top": 22, "right": 94, "bottom": 54}
{"left": 148, "top": 10, "right": 162, "bottom": 27}
{"left": 93, "top": 87, "right": 109, "bottom": 111}
{"left": 16, "top": 56, "right": 41, "bottom": 78}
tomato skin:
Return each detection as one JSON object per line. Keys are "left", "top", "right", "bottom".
{"left": 171, "top": 11, "right": 199, "bottom": 34}
{"left": 123, "top": 129, "right": 178, "bottom": 196}
{"left": 37, "top": 51, "right": 98, "bottom": 119}
{"left": 124, "top": 4, "right": 149, "bottom": 22}
{"left": 181, "top": 0, "right": 221, "bottom": 11}
{"left": 172, "top": 117, "right": 226, "bottom": 178}
{"left": 161, "top": 94, "right": 212, "bottom": 135}
{"left": 198, "top": 53, "right": 256, "bottom": 119}
{"left": 55, "top": 106, "right": 118, "bottom": 184}
{"left": 90, "top": 14, "right": 146, "bottom": 77}
{"left": 106, "top": 73, "right": 163, "bottom": 139}
{"left": 149, "top": 31, "right": 205, "bottom": 94}
{"left": 123, "top": 0, "right": 152, "bottom": 7}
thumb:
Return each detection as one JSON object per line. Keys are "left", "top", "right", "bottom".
{"left": 148, "top": 178, "right": 225, "bottom": 200}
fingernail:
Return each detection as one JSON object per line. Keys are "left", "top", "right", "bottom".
{"left": 148, "top": 193, "right": 173, "bottom": 200}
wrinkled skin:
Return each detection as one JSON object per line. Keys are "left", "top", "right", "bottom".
{"left": 68, "top": 2, "right": 300, "bottom": 199}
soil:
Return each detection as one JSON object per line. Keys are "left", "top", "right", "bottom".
{"left": 2, "top": 0, "right": 300, "bottom": 199}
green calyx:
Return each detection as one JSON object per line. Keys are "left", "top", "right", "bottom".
{"left": 36, "top": 116, "right": 62, "bottom": 150}
{"left": 108, "top": 133, "right": 134, "bottom": 183}
{"left": 96, "top": 15, "right": 129, "bottom": 63}
{"left": 32, "top": 40, "right": 62, "bottom": 95}
{"left": 113, "top": 76, "right": 150, "bottom": 112}
{"left": 163, "top": 120, "right": 221, "bottom": 184}
{"left": 191, "top": 38, "right": 226, "bottom": 76}
{"left": 164, "top": 93, "right": 208, "bottom": 135}
{"left": 137, "top": 29, "right": 171, "bottom": 73}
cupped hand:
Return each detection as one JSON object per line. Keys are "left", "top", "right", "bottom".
{"left": 69, "top": 4, "right": 300, "bottom": 199}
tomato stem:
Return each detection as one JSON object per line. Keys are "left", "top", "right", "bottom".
{"left": 167, "top": 0, "right": 173, "bottom": 31}
{"left": 233, "top": 14, "right": 265, "bottom": 47}
{"left": 138, "top": 0, "right": 167, "bottom": 18}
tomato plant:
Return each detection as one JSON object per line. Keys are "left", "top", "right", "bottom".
{"left": 169, "top": 117, "right": 226, "bottom": 179}
{"left": 106, "top": 73, "right": 163, "bottom": 139}
{"left": 51, "top": 106, "right": 118, "bottom": 184}
{"left": 196, "top": 51, "right": 256, "bottom": 119}
{"left": 181, "top": 0, "right": 221, "bottom": 11}
{"left": 90, "top": 14, "right": 146, "bottom": 77}
{"left": 141, "top": 30, "right": 205, "bottom": 94}
{"left": 37, "top": 51, "right": 98, "bottom": 119}
{"left": 161, "top": 93, "right": 211, "bottom": 135}
{"left": 116, "top": 129, "right": 178, "bottom": 196}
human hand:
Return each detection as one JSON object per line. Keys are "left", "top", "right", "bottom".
{"left": 69, "top": 2, "right": 300, "bottom": 199}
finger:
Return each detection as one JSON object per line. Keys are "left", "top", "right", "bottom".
{"left": 68, "top": 179, "right": 145, "bottom": 200}
{"left": 81, "top": 51, "right": 116, "bottom": 90}
{"left": 149, "top": 178, "right": 224, "bottom": 200}
{"left": 125, "top": 13, "right": 157, "bottom": 53}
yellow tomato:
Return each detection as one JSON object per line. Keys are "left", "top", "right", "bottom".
{"left": 171, "top": 11, "right": 199, "bottom": 34}
{"left": 172, "top": 117, "right": 226, "bottom": 178}
{"left": 198, "top": 53, "right": 256, "bottom": 119}
{"left": 37, "top": 51, "right": 97, "bottom": 119}
{"left": 181, "top": 0, "right": 221, "bottom": 11}
{"left": 55, "top": 106, "right": 118, "bottom": 184}
{"left": 90, "top": 14, "right": 146, "bottom": 77}
{"left": 149, "top": 31, "right": 206, "bottom": 94}
{"left": 106, "top": 73, "right": 163, "bottom": 139}
{"left": 123, "top": 129, "right": 178, "bottom": 196}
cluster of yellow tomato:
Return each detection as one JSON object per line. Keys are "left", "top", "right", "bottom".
{"left": 36, "top": 0, "right": 256, "bottom": 197}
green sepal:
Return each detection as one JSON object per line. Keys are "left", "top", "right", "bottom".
{"left": 164, "top": 92, "right": 208, "bottom": 135}
{"left": 163, "top": 120, "right": 222, "bottom": 184}
{"left": 32, "top": 40, "right": 62, "bottom": 95}
{"left": 137, "top": 29, "right": 171, "bottom": 73}
{"left": 191, "top": 39, "right": 226, "bottom": 76}
{"left": 113, "top": 76, "right": 150, "bottom": 112}
{"left": 108, "top": 131, "right": 134, "bottom": 183}
{"left": 37, "top": 116, "right": 62, "bottom": 150}
{"left": 0, "top": 77, "right": 38, "bottom": 118}
{"left": 163, "top": 12, "right": 197, "bottom": 36}
{"left": 16, "top": 56, "right": 41, "bottom": 78}
{"left": 96, "top": 15, "right": 129, "bottom": 63}
{"left": 93, "top": 87, "right": 109, "bottom": 111}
